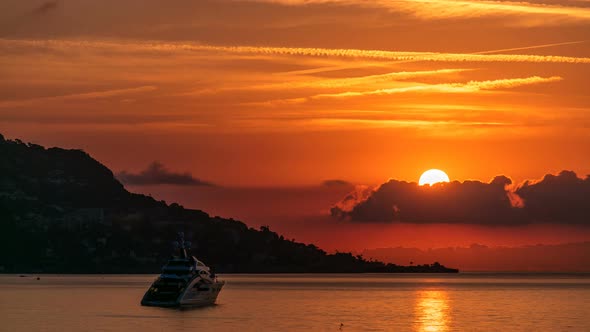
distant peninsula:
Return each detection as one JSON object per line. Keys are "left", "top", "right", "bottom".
{"left": 0, "top": 133, "right": 458, "bottom": 274}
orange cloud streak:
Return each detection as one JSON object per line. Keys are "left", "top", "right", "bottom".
{"left": 247, "top": 0, "right": 590, "bottom": 25}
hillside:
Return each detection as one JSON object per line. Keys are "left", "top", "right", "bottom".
{"left": 0, "top": 133, "right": 458, "bottom": 273}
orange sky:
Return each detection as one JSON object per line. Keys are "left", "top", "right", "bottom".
{"left": 1, "top": 0, "right": 590, "bottom": 265}
{"left": 1, "top": 1, "right": 589, "bottom": 186}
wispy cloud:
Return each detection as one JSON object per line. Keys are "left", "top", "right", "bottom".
{"left": 0, "top": 86, "right": 157, "bottom": 108}
{"left": 312, "top": 76, "right": 563, "bottom": 99}
{"left": 243, "top": 0, "right": 590, "bottom": 25}
{"left": 464, "top": 76, "right": 564, "bottom": 90}
{"left": 309, "top": 118, "right": 510, "bottom": 129}
{"left": 230, "top": 116, "right": 515, "bottom": 136}
{"left": 189, "top": 69, "right": 470, "bottom": 95}
{"left": 0, "top": 38, "right": 582, "bottom": 136}
{"left": 257, "top": 76, "right": 563, "bottom": 103}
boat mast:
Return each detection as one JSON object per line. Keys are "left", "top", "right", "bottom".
{"left": 176, "top": 232, "right": 190, "bottom": 258}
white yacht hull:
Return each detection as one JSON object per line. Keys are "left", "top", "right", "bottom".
{"left": 179, "top": 281, "right": 225, "bottom": 307}
{"left": 141, "top": 278, "right": 225, "bottom": 308}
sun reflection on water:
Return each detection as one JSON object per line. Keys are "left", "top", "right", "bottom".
{"left": 414, "top": 290, "right": 450, "bottom": 332}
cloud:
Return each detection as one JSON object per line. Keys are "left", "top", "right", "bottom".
{"left": 312, "top": 76, "right": 563, "bottom": 99}
{"left": 188, "top": 69, "right": 470, "bottom": 95}
{"left": 332, "top": 171, "right": 590, "bottom": 225}
{"left": 0, "top": 86, "right": 157, "bottom": 108}
{"left": 32, "top": 1, "right": 59, "bottom": 15}
{"left": 0, "top": 37, "right": 586, "bottom": 135}
{"left": 3, "top": 39, "right": 590, "bottom": 64}
{"left": 517, "top": 170, "right": 590, "bottom": 224}
{"left": 260, "top": 76, "right": 563, "bottom": 104}
{"left": 117, "top": 162, "right": 215, "bottom": 186}
{"left": 332, "top": 184, "right": 376, "bottom": 214}
{"left": 190, "top": 69, "right": 471, "bottom": 96}
{"left": 242, "top": 0, "right": 590, "bottom": 25}
{"left": 322, "top": 179, "right": 353, "bottom": 187}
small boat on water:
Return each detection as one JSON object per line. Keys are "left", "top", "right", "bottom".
{"left": 141, "top": 233, "right": 225, "bottom": 307}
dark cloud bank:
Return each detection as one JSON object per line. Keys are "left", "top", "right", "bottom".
{"left": 32, "top": 1, "right": 59, "bottom": 15}
{"left": 322, "top": 179, "right": 353, "bottom": 188}
{"left": 332, "top": 171, "right": 590, "bottom": 225}
{"left": 117, "top": 162, "right": 215, "bottom": 187}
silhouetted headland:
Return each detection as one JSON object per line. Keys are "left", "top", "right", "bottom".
{"left": 0, "top": 133, "right": 458, "bottom": 274}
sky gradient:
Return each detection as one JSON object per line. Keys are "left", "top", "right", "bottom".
{"left": 2, "top": 0, "right": 590, "bottom": 269}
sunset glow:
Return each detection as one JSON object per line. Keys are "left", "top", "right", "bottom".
{"left": 1, "top": 0, "right": 589, "bottom": 272}
{"left": 2, "top": 1, "right": 590, "bottom": 331}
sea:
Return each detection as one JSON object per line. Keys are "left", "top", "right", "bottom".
{"left": 1, "top": 273, "right": 589, "bottom": 331}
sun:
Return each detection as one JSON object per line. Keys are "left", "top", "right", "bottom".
{"left": 419, "top": 169, "right": 450, "bottom": 186}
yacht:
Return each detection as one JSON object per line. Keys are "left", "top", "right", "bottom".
{"left": 141, "top": 233, "right": 225, "bottom": 307}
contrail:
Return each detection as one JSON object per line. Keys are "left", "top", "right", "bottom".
{"left": 277, "top": 41, "right": 588, "bottom": 75}
{"left": 4, "top": 39, "right": 590, "bottom": 64}
{"left": 475, "top": 40, "right": 587, "bottom": 55}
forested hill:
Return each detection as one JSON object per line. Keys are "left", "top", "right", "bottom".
{"left": 0, "top": 133, "right": 458, "bottom": 273}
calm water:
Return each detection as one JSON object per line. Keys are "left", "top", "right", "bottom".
{"left": 1, "top": 274, "right": 589, "bottom": 331}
